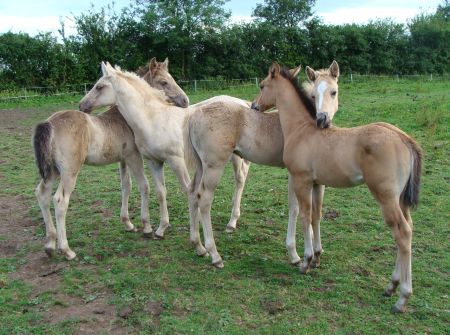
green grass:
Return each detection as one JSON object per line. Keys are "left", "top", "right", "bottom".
{"left": 0, "top": 79, "right": 449, "bottom": 334}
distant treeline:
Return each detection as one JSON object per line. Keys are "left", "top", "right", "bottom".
{"left": 0, "top": 0, "right": 448, "bottom": 89}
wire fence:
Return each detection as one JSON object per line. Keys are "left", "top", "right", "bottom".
{"left": 0, "top": 74, "right": 448, "bottom": 101}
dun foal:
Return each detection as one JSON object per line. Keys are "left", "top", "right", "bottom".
{"left": 185, "top": 64, "right": 340, "bottom": 269}
{"left": 33, "top": 58, "right": 188, "bottom": 260}
{"left": 253, "top": 63, "right": 422, "bottom": 313}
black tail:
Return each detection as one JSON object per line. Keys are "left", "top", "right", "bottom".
{"left": 400, "top": 139, "right": 423, "bottom": 209}
{"left": 33, "top": 122, "right": 54, "bottom": 182}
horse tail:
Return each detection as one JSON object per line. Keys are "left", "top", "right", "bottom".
{"left": 400, "top": 137, "right": 423, "bottom": 209}
{"left": 33, "top": 121, "right": 56, "bottom": 182}
{"left": 374, "top": 122, "right": 422, "bottom": 209}
{"left": 183, "top": 114, "right": 203, "bottom": 194}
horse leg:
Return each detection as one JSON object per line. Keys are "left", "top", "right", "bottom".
{"left": 166, "top": 155, "right": 191, "bottom": 194}
{"left": 198, "top": 165, "right": 227, "bottom": 268}
{"left": 125, "top": 154, "right": 151, "bottom": 236}
{"left": 226, "top": 156, "right": 250, "bottom": 233}
{"left": 310, "top": 184, "right": 325, "bottom": 268}
{"left": 35, "top": 176, "right": 57, "bottom": 257}
{"left": 380, "top": 200, "right": 413, "bottom": 313}
{"left": 188, "top": 171, "right": 208, "bottom": 257}
{"left": 146, "top": 159, "right": 169, "bottom": 239}
{"left": 286, "top": 174, "right": 301, "bottom": 265}
{"left": 384, "top": 204, "right": 413, "bottom": 298}
{"left": 119, "top": 161, "right": 137, "bottom": 232}
{"left": 53, "top": 171, "right": 79, "bottom": 260}
{"left": 291, "top": 175, "right": 314, "bottom": 274}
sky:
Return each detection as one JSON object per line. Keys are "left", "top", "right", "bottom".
{"left": 0, "top": 0, "right": 443, "bottom": 37}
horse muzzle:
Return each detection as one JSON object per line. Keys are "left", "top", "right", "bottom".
{"left": 79, "top": 101, "right": 92, "bottom": 114}
{"left": 316, "top": 112, "right": 330, "bottom": 129}
{"left": 174, "top": 95, "right": 189, "bottom": 108}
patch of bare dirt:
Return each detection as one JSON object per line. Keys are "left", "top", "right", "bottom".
{"left": 0, "top": 192, "right": 127, "bottom": 334}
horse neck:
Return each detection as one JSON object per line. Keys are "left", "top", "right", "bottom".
{"left": 114, "top": 78, "right": 166, "bottom": 128}
{"left": 275, "top": 79, "right": 316, "bottom": 141}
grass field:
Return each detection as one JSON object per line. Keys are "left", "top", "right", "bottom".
{"left": 0, "top": 78, "right": 449, "bottom": 334}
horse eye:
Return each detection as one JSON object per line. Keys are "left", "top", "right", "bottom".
{"left": 259, "top": 84, "right": 264, "bottom": 90}
{"left": 311, "top": 95, "right": 315, "bottom": 100}
{"left": 161, "top": 81, "right": 168, "bottom": 86}
{"left": 331, "top": 91, "right": 337, "bottom": 96}
{"left": 96, "top": 85, "right": 103, "bottom": 90}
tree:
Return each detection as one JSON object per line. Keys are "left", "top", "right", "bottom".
{"left": 252, "top": 0, "right": 316, "bottom": 28}
{"left": 408, "top": 0, "right": 450, "bottom": 73}
{"left": 0, "top": 32, "right": 80, "bottom": 89}
{"left": 136, "top": 0, "right": 231, "bottom": 78}
{"left": 71, "top": 3, "right": 146, "bottom": 80}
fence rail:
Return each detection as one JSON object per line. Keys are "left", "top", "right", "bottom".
{"left": 1, "top": 74, "right": 449, "bottom": 101}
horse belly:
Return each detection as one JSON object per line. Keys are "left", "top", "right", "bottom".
{"left": 238, "top": 145, "right": 284, "bottom": 167}
{"left": 313, "top": 160, "right": 364, "bottom": 188}
{"left": 85, "top": 146, "right": 122, "bottom": 165}
{"left": 85, "top": 135, "right": 126, "bottom": 166}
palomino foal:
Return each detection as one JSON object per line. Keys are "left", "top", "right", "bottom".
{"left": 34, "top": 58, "right": 188, "bottom": 260}
{"left": 184, "top": 65, "right": 340, "bottom": 269}
{"left": 253, "top": 63, "right": 422, "bottom": 313}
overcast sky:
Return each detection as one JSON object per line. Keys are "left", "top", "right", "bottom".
{"left": 0, "top": 0, "right": 443, "bottom": 37}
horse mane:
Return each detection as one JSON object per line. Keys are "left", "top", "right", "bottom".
{"left": 279, "top": 67, "right": 317, "bottom": 121}
{"left": 114, "top": 67, "right": 172, "bottom": 106}
{"left": 302, "top": 81, "right": 313, "bottom": 99}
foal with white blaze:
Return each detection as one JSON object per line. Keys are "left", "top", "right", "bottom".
{"left": 184, "top": 64, "right": 340, "bottom": 269}
{"left": 253, "top": 63, "right": 422, "bottom": 313}
{"left": 34, "top": 58, "right": 188, "bottom": 260}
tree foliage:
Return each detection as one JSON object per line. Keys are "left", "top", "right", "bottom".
{"left": 252, "top": 0, "right": 316, "bottom": 28}
{"left": 0, "top": 0, "right": 448, "bottom": 89}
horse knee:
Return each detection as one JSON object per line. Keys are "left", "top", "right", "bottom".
{"left": 234, "top": 171, "right": 246, "bottom": 186}
{"left": 155, "top": 187, "right": 167, "bottom": 202}
{"left": 138, "top": 182, "right": 149, "bottom": 196}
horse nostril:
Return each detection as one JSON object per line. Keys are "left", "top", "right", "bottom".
{"left": 316, "top": 112, "right": 330, "bottom": 129}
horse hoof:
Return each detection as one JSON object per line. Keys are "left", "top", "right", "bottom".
{"left": 299, "top": 266, "right": 309, "bottom": 274}
{"left": 197, "top": 251, "right": 209, "bottom": 257}
{"left": 212, "top": 260, "right": 224, "bottom": 269}
{"left": 45, "top": 248, "right": 55, "bottom": 258}
{"left": 153, "top": 233, "right": 164, "bottom": 240}
{"left": 391, "top": 305, "right": 406, "bottom": 314}
{"left": 290, "top": 259, "right": 301, "bottom": 267}
{"left": 311, "top": 260, "right": 320, "bottom": 268}
{"left": 383, "top": 289, "right": 394, "bottom": 297}
{"left": 65, "top": 251, "right": 77, "bottom": 261}
{"left": 126, "top": 227, "right": 138, "bottom": 233}
{"left": 225, "top": 226, "right": 236, "bottom": 234}
{"left": 142, "top": 232, "right": 153, "bottom": 239}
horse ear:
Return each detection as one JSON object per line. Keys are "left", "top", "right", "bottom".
{"left": 305, "top": 66, "right": 316, "bottom": 82}
{"left": 149, "top": 57, "right": 158, "bottom": 73}
{"left": 101, "top": 62, "right": 108, "bottom": 76}
{"left": 270, "top": 63, "right": 281, "bottom": 78}
{"left": 162, "top": 57, "right": 169, "bottom": 70}
{"left": 289, "top": 65, "right": 302, "bottom": 78}
{"left": 329, "top": 60, "right": 340, "bottom": 80}
{"left": 101, "top": 62, "right": 114, "bottom": 76}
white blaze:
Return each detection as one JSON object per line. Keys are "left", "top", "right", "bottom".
{"left": 317, "top": 80, "right": 328, "bottom": 112}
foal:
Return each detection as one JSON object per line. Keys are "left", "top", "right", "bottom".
{"left": 34, "top": 58, "right": 188, "bottom": 260}
{"left": 184, "top": 64, "right": 340, "bottom": 269}
{"left": 253, "top": 63, "right": 422, "bottom": 313}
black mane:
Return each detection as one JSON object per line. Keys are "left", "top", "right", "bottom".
{"left": 279, "top": 67, "right": 317, "bottom": 121}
